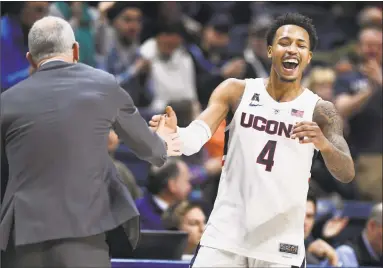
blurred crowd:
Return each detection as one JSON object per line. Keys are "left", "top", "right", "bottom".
{"left": 1, "top": 1, "right": 382, "bottom": 267}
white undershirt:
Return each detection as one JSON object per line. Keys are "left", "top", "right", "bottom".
{"left": 152, "top": 195, "right": 169, "bottom": 211}
{"left": 40, "top": 59, "right": 68, "bottom": 67}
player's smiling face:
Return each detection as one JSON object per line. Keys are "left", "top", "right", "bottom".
{"left": 268, "top": 25, "right": 312, "bottom": 82}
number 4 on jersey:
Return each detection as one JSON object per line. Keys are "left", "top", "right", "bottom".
{"left": 256, "top": 140, "right": 277, "bottom": 172}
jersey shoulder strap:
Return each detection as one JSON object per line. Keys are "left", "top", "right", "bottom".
{"left": 299, "top": 89, "right": 322, "bottom": 121}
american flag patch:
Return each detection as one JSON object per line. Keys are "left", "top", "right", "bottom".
{"left": 291, "top": 109, "right": 304, "bottom": 117}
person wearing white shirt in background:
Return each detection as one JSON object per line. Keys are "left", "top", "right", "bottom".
{"left": 140, "top": 22, "right": 198, "bottom": 112}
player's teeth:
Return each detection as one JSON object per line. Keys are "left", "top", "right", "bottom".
{"left": 283, "top": 59, "right": 298, "bottom": 64}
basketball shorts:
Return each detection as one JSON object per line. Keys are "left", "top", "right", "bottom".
{"left": 190, "top": 245, "right": 306, "bottom": 268}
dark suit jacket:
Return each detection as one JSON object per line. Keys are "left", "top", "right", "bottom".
{"left": 0, "top": 61, "right": 167, "bottom": 251}
{"left": 135, "top": 193, "right": 165, "bottom": 230}
{"left": 346, "top": 233, "right": 382, "bottom": 266}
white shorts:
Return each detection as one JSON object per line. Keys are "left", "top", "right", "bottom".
{"left": 190, "top": 245, "right": 306, "bottom": 268}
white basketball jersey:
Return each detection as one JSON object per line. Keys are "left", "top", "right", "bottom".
{"left": 200, "top": 78, "right": 321, "bottom": 266}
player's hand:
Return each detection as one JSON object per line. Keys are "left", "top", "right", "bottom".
{"left": 290, "top": 121, "right": 330, "bottom": 151}
{"left": 155, "top": 115, "right": 181, "bottom": 156}
{"left": 149, "top": 106, "right": 178, "bottom": 133}
{"left": 322, "top": 216, "right": 349, "bottom": 239}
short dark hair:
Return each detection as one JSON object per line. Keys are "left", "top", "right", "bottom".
{"left": 266, "top": 13, "right": 318, "bottom": 51}
{"left": 146, "top": 159, "right": 181, "bottom": 195}
{"left": 155, "top": 22, "right": 185, "bottom": 36}
{"left": 307, "top": 187, "right": 317, "bottom": 208}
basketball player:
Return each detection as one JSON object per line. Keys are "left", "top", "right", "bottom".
{"left": 149, "top": 13, "right": 355, "bottom": 268}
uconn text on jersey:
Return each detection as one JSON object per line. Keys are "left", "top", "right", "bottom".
{"left": 240, "top": 112, "right": 292, "bottom": 138}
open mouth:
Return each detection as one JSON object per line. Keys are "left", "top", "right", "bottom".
{"left": 282, "top": 59, "right": 299, "bottom": 71}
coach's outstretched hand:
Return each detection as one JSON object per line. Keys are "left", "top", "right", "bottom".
{"left": 155, "top": 113, "right": 181, "bottom": 156}
{"left": 149, "top": 106, "right": 178, "bottom": 132}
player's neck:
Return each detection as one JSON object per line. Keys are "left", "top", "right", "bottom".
{"left": 266, "top": 70, "right": 303, "bottom": 102}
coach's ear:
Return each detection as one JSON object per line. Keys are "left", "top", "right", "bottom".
{"left": 26, "top": 52, "right": 38, "bottom": 69}
{"left": 267, "top": 46, "right": 272, "bottom": 58}
{"left": 72, "top": 42, "right": 80, "bottom": 63}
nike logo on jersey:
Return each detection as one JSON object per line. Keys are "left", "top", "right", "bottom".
{"left": 240, "top": 112, "right": 293, "bottom": 138}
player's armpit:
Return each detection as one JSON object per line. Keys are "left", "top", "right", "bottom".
{"left": 313, "top": 100, "right": 355, "bottom": 183}
{"left": 197, "top": 78, "right": 245, "bottom": 135}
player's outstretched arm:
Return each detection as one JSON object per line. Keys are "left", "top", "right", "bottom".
{"left": 292, "top": 100, "right": 355, "bottom": 183}
{"left": 150, "top": 78, "right": 245, "bottom": 156}
{"left": 196, "top": 78, "right": 244, "bottom": 134}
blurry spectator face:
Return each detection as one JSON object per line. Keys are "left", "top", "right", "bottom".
{"left": 367, "top": 218, "right": 383, "bottom": 256}
{"left": 358, "top": 7, "right": 383, "bottom": 28}
{"left": 311, "top": 82, "right": 333, "bottom": 101}
{"left": 20, "top": 2, "right": 49, "bottom": 29}
{"left": 203, "top": 27, "right": 229, "bottom": 54}
{"left": 249, "top": 31, "right": 269, "bottom": 60}
{"left": 269, "top": 25, "right": 312, "bottom": 82}
{"left": 305, "top": 67, "right": 336, "bottom": 101}
{"left": 358, "top": 28, "right": 382, "bottom": 64}
{"left": 169, "top": 161, "right": 191, "bottom": 201}
{"left": 157, "top": 33, "right": 183, "bottom": 60}
{"left": 114, "top": 8, "right": 142, "bottom": 43}
{"left": 180, "top": 207, "right": 206, "bottom": 251}
{"left": 304, "top": 200, "right": 316, "bottom": 239}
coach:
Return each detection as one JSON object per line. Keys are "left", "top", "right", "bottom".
{"left": 0, "top": 16, "right": 180, "bottom": 268}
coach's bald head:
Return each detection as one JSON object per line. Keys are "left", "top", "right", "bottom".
{"left": 26, "top": 16, "right": 79, "bottom": 68}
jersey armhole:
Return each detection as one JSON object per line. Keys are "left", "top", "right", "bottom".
{"left": 225, "top": 79, "right": 253, "bottom": 131}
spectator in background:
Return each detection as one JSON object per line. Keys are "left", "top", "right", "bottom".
{"left": 135, "top": 159, "right": 191, "bottom": 230}
{"left": 140, "top": 23, "right": 198, "bottom": 112}
{"left": 1, "top": 1, "right": 49, "bottom": 92}
{"left": 101, "top": 2, "right": 152, "bottom": 108}
{"left": 357, "top": 6, "right": 383, "bottom": 29}
{"left": 50, "top": 2, "right": 98, "bottom": 67}
{"left": 305, "top": 189, "right": 342, "bottom": 266}
{"left": 108, "top": 130, "right": 142, "bottom": 200}
{"left": 336, "top": 202, "right": 382, "bottom": 266}
{"left": 167, "top": 99, "right": 222, "bottom": 202}
{"left": 334, "top": 25, "right": 382, "bottom": 202}
{"left": 304, "top": 67, "right": 360, "bottom": 200}
{"left": 244, "top": 15, "right": 273, "bottom": 78}
{"left": 162, "top": 200, "right": 206, "bottom": 260}
{"left": 187, "top": 13, "right": 246, "bottom": 107}
{"left": 304, "top": 67, "right": 336, "bottom": 102}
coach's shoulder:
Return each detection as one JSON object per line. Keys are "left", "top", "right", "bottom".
{"left": 1, "top": 77, "right": 30, "bottom": 101}
{"left": 77, "top": 63, "right": 116, "bottom": 83}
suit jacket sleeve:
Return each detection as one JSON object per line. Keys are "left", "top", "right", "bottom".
{"left": 1, "top": 109, "right": 9, "bottom": 204}
{"left": 111, "top": 81, "right": 167, "bottom": 167}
